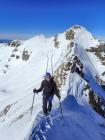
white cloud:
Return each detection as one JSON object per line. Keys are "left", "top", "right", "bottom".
{"left": 0, "top": 33, "right": 34, "bottom": 40}
{"left": 97, "top": 36, "right": 105, "bottom": 42}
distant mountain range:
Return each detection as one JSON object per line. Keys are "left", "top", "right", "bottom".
{"left": 0, "top": 39, "right": 12, "bottom": 43}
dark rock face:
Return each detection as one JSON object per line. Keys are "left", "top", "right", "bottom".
{"left": 0, "top": 105, "right": 11, "bottom": 117}
{"left": 101, "top": 85, "right": 105, "bottom": 91}
{"left": 86, "top": 43, "right": 105, "bottom": 65}
{"left": 54, "top": 35, "right": 59, "bottom": 48}
{"left": 65, "top": 25, "right": 82, "bottom": 40}
{"left": 102, "top": 71, "right": 105, "bottom": 76}
{"left": 22, "top": 49, "right": 30, "bottom": 61}
{"left": 7, "top": 40, "right": 22, "bottom": 47}
{"left": 89, "top": 90, "right": 105, "bottom": 118}
{"left": 65, "top": 29, "right": 75, "bottom": 40}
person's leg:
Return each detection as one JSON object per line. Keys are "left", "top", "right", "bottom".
{"left": 48, "top": 96, "right": 53, "bottom": 112}
{"left": 43, "top": 95, "right": 48, "bottom": 115}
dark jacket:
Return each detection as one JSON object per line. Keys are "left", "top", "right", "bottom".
{"left": 36, "top": 79, "right": 60, "bottom": 97}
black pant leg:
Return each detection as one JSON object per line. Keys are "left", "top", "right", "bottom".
{"left": 48, "top": 96, "right": 53, "bottom": 112}
{"left": 43, "top": 95, "right": 48, "bottom": 114}
{"left": 48, "top": 103, "right": 52, "bottom": 112}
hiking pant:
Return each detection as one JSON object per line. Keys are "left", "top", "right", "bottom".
{"left": 43, "top": 95, "right": 53, "bottom": 115}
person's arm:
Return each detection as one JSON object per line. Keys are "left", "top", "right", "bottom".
{"left": 33, "top": 81, "right": 44, "bottom": 93}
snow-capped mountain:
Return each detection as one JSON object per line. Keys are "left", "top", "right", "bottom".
{"left": 0, "top": 25, "right": 105, "bottom": 140}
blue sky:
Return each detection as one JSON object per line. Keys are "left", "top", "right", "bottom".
{"left": 0, "top": 0, "right": 105, "bottom": 39}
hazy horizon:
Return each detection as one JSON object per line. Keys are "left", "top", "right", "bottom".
{"left": 0, "top": 26, "right": 105, "bottom": 41}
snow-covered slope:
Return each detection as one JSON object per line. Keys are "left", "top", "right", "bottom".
{"left": 0, "top": 25, "right": 105, "bottom": 140}
{"left": 28, "top": 96, "right": 105, "bottom": 140}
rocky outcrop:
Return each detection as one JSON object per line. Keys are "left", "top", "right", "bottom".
{"left": 0, "top": 105, "right": 11, "bottom": 117}
{"left": 54, "top": 35, "right": 59, "bottom": 48}
{"left": 7, "top": 40, "right": 22, "bottom": 47}
{"left": 22, "top": 49, "right": 31, "bottom": 61}
{"left": 65, "top": 29, "right": 75, "bottom": 40}
{"left": 86, "top": 43, "right": 105, "bottom": 65}
{"left": 83, "top": 83, "right": 105, "bottom": 118}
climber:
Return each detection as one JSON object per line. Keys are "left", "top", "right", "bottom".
{"left": 33, "top": 72, "right": 61, "bottom": 115}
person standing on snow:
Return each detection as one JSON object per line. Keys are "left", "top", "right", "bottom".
{"left": 33, "top": 72, "right": 61, "bottom": 115}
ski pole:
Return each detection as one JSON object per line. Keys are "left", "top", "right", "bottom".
{"left": 51, "top": 54, "right": 53, "bottom": 76}
{"left": 59, "top": 98, "right": 64, "bottom": 119}
{"left": 31, "top": 92, "right": 35, "bottom": 118}
{"left": 46, "top": 55, "right": 49, "bottom": 73}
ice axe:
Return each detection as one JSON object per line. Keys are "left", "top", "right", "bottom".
{"left": 30, "top": 91, "right": 35, "bottom": 119}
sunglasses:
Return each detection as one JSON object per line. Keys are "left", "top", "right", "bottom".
{"left": 46, "top": 76, "right": 50, "bottom": 78}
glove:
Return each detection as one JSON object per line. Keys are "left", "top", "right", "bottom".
{"left": 57, "top": 89, "right": 60, "bottom": 93}
{"left": 58, "top": 94, "right": 61, "bottom": 100}
{"left": 57, "top": 89, "right": 61, "bottom": 99}
{"left": 33, "top": 88, "right": 38, "bottom": 94}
